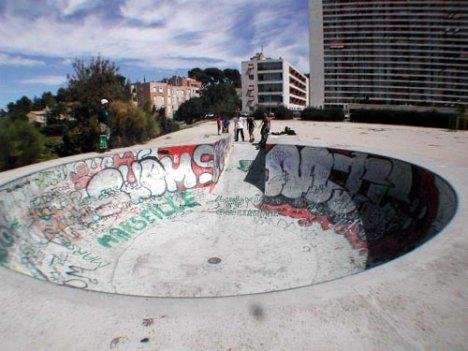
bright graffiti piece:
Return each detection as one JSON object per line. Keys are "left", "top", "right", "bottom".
{"left": 98, "top": 192, "right": 199, "bottom": 248}
{"left": 0, "top": 138, "right": 231, "bottom": 292}
{"left": 0, "top": 137, "right": 457, "bottom": 296}
{"left": 262, "top": 144, "right": 456, "bottom": 267}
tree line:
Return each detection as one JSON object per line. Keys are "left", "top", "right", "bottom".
{"left": 0, "top": 58, "right": 242, "bottom": 171}
{"left": 174, "top": 67, "right": 241, "bottom": 124}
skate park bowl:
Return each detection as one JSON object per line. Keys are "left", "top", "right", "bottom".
{"left": 0, "top": 137, "right": 457, "bottom": 298}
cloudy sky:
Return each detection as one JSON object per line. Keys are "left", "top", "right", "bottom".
{"left": 0, "top": 0, "right": 309, "bottom": 108}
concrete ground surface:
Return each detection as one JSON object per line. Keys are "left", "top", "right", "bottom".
{"left": 0, "top": 120, "right": 467, "bottom": 350}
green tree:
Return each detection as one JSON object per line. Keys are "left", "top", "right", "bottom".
{"left": 67, "top": 56, "right": 130, "bottom": 122}
{"left": 41, "top": 91, "right": 57, "bottom": 108}
{"left": 253, "top": 106, "right": 267, "bottom": 120}
{"left": 56, "top": 87, "right": 72, "bottom": 103}
{"left": 0, "top": 117, "right": 44, "bottom": 171}
{"left": 32, "top": 92, "right": 57, "bottom": 110}
{"left": 274, "top": 105, "right": 294, "bottom": 120}
{"left": 301, "top": 107, "right": 344, "bottom": 121}
{"left": 110, "top": 101, "right": 158, "bottom": 147}
{"left": 223, "top": 68, "right": 241, "bottom": 88}
{"left": 63, "top": 56, "right": 131, "bottom": 153}
{"left": 175, "top": 97, "right": 206, "bottom": 124}
{"left": 188, "top": 68, "right": 211, "bottom": 86}
{"left": 202, "top": 83, "right": 240, "bottom": 117}
{"left": 204, "top": 67, "right": 225, "bottom": 85}
{"left": 7, "top": 96, "right": 33, "bottom": 114}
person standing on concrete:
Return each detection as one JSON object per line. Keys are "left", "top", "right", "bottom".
{"left": 98, "top": 99, "right": 111, "bottom": 150}
{"left": 258, "top": 114, "right": 271, "bottom": 149}
{"left": 247, "top": 115, "right": 256, "bottom": 142}
{"left": 236, "top": 115, "right": 246, "bottom": 142}
{"left": 223, "top": 116, "right": 230, "bottom": 133}
{"left": 232, "top": 115, "right": 239, "bottom": 140}
{"left": 216, "top": 115, "right": 223, "bottom": 135}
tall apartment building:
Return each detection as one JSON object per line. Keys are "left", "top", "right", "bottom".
{"left": 241, "top": 53, "right": 309, "bottom": 113}
{"left": 131, "top": 76, "right": 202, "bottom": 118}
{"left": 309, "top": 0, "right": 468, "bottom": 109}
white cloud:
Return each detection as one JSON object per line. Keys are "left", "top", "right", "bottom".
{"left": 20, "top": 75, "right": 67, "bottom": 85}
{"left": 46, "top": 0, "right": 99, "bottom": 16}
{"left": 0, "top": 0, "right": 309, "bottom": 72}
{"left": 0, "top": 53, "right": 45, "bottom": 66}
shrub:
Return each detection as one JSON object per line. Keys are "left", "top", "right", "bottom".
{"left": 40, "top": 136, "right": 64, "bottom": 161}
{"left": 110, "top": 101, "right": 151, "bottom": 147}
{"left": 159, "top": 116, "right": 180, "bottom": 134}
{"left": 350, "top": 109, "right": 454, "bottom": 129}
{"left": 252, "top": 106, "right": 267, "bottom": 120}
{"left": 301, "top": 107, "right": 344, "bottom": 121}
{"left": 0, "top": 118, "right": 45, "bottom": 171}
{"left": 62, "top": 119, "right": 99, "bottom": 155}
{"left": 40, "top": 123, "right": 68, "bottom": 136}
{"left": 175, "top": 97, "right": 205, "bottom": 124}
{"left": 274, "top": 106, "right": 294, "bottom": 120}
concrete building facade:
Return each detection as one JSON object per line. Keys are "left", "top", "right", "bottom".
{"left": 131, "top": 76, "right": 202, "bottom": 118}
{"left": 309, "top": 0, "right": 468, "bottom": 109}
{"left": 241, "top": 53, "right": 309, "bottom": 113}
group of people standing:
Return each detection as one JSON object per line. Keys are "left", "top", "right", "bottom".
{"left": 216, "top": 113, "right": 271, "bottom": 149}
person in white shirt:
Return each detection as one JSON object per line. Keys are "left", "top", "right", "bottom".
{"left": 235, "top": 115, "right": 246, "bottom": 142}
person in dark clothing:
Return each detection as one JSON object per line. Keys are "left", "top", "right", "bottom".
{"left": 223, "top": 116, "right": 230, "bottom": 133}
{"left": 98, "top": 99, "right": 111, "bottom": 150}
{"left": 247, "top": 116, "right": 256, "bottom": 142}
{"left": 257, "top": 114, "right": 271, "bottom": 149}
{"left": 216, "top": 115, "right": 223, "bottom": 135}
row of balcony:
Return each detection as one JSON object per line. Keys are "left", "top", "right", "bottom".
{"left": 290, "top": 97, "right": 306, "bottom": 106}
{"left": 324, "top": 96, "right": 467, "bottom": 106}
{"left": 322, "top": 0, "right": 466, "bottom": 8}
{"left": 324, "top": 88, "right": 467, "bottom": 100}
{"left": 324, "top": 68, "right": 468, "bottom": 76}
{"left": 325, "top": 41, "right": 467, "bottom": 50}
{"left": 325, "top": 76, "right": 468, "bottom": 86}
{"left": 289, "top": 76, "right": 307, "bottom": 91}
{"left": 290, "top": 87, "right": 306, "bottom": 99}
{"left": 324, "top": 60, "right": 468, "bottom": 69}
{"left": 288, "top": 67, "right": 307, "bottom": 84}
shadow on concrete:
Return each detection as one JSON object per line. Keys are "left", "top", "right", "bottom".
{"left": 246, "top": 145, "right": 458, "bottom": 270}
{"left": 244, "top": 149, "right": 266, "bottom": 193}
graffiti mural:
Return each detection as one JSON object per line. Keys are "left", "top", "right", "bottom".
{"left": 0, "top": 137, "right": 457, "bottom": 296}
{"left": 261, "top": 144, "right": 457, "bottom": 267}
{"left": 0, "top": 138, "right": 232, "bottom": 291}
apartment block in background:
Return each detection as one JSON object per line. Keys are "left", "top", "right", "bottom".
{"left": 309, "top": 0, "right": 468, "bottom": 109}
{"left": 241, "top": 52, "right": 309, "bottom": 113}
{"left": 131, "top": 76, "right": 202, "bottom": 118}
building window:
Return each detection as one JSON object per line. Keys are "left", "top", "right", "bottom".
{"left": 258, "top": 73, "right": 283, "bottom": 81}
{"left": 257, "top": 62, "right": 283, "bottom": 71}
{"left": 258, "top": 95, "right": 283, "bottom": 103}
{"left": 258, "top": 83, "right": 283, "bottom": 92}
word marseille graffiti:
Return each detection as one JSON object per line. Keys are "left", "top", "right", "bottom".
{"left": 0, "top": 138, "right": 231, "bottom": 290}
{"left": 0, "top": 139, "right": 456, "bottom": 294}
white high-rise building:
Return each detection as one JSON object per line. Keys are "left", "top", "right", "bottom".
{"left": 241, "top": 53, "right": 309, "bottom": 113}
{"left": 309, "top": 0, "right": 468, "bottom": 109}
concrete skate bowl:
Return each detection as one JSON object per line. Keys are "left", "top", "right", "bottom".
{"left": 0, "top": 139, "right": 457, "bottom": 298}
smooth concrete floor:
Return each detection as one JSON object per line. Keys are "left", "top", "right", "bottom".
{"left": 0, "top": 120, "right": 466, "bottom": 350}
